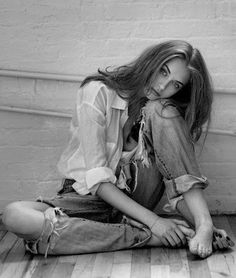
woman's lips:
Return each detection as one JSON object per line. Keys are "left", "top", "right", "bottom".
{"left": 151, "top": 87, "right": 161, "bottom": 97}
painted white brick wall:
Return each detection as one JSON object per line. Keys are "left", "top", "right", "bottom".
{"left": 0, "top": 0, "right": 235, "bottom": 212}
{"left": 0, "top": 110, "right": 70, "bottom": 207}
{"left": 0, "top": 0, "right": 235, "bottom": 91}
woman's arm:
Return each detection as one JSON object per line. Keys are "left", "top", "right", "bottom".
{"left": 97, "top": 182, "right": 156, "bottom": 227}
{"left": 97, "top": 182, "right": 190, "bottom": 247}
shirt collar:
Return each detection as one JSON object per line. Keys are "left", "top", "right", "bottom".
{"left": 111, "top": 93, "right": 128, "bottom": 110}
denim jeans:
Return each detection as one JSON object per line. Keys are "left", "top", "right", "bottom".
{"left": 25, "top": 99, "right": 208, "bottom": 256}
{"left": 141, "top": 100, "right": 208, "bottom": 211}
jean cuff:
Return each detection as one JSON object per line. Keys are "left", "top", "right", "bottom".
{"left": 164, "top": 174, "right": 208, "bottom": 212}
{"left": 163, "top": 195, "right": 184, "bottom": 212}
{"left": 164, "top": 174, "right": 208, "bottom": 198}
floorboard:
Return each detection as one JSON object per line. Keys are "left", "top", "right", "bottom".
{"left": 0, "top": 216, "right": 235, "bottom": 278}
{"left": 111, "top": 250, "right": 132, "bottom": 278}
{"left": 131, "top": 248, "right": 150, "bottom": 278}
{"left": 71, "top": 253, "right": 96, "bottom": 278}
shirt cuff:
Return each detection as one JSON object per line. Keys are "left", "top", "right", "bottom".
{"left": 85, "top": 167, "right": 117, "bottom": 194}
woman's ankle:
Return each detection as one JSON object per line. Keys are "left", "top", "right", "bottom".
{"left": 195, "top": 218, "right": 213, "bottom": 230}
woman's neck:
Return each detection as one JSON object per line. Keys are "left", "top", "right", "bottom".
{"left": 122, "top": 118, "right": 138, "bottom": 151}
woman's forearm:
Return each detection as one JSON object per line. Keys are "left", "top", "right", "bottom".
{"left": 96, "top": 182, "right": 158, "bottom": 228}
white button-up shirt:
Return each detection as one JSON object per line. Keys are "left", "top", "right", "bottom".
{"left": 57, "top": 81, "right": 129, "bottom": 195}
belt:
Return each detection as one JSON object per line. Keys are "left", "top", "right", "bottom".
{"left": 58, "top": 179, "right": 76, "bottom": 194}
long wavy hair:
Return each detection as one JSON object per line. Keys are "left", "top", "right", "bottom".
{"left": 81, "top": 40, "right": 213, "bottom": 142}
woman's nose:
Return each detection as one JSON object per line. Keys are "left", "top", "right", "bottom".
{"left": 159, "top": 80, "right": 168, "bottom": 91}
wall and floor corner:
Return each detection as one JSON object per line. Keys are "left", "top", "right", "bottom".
{"left": 0, "top": 0, "right": 235, "bottom": 213}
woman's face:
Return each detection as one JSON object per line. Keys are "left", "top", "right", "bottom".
{"left": 145, "top": 57, "right": 190, "bottom": 100}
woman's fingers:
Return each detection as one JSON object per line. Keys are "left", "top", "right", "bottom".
{"left": 220, "top": 237, "right": 230, "bottom": 248}
{"left": 214, "top": 234, "right": 233, "bottom": 249}
{"left": 169, "top": 231, "right": 183, "bottom": 247}
{"left": 165, "top": 234, "right": 178, "bottom": 247}
{"left": 213, "top": 228, "right": 235, "bottom": 249}
{"left": 174, "top": 227, "right": 188, "bottom": 246}
{"left": 178, "top": 225, "right": 195, "bottom": 239}
{"left": 213, "top": 235, "right": 224, "bottom": 249}
{"left": 165, "top": 226, "right": 186, "bottom": 247}
{"left": 218, "top": 234, "right": 231, "bottom": 248}
{"left": 213, "top": 240, "right": 218, "bottom": 251}
{"left": 217, "top": 230, "right": 235, "bottom": 247}
{"left": 161, "top": 237, "right": 172, "bottom": 247}
{"left": 226, "top": 236, "right": 235, "bottom": 247}
{"left": 172, "top": 219, "right": 190, "bottom": 228}
{"left": 215, "top": 228, "right": 227, "bottom": 238}
{"left": 167, "top": 225, "right": 195, "bottom": 247}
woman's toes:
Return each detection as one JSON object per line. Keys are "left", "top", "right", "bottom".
{"left": 198, "top": 246, "right": 206, "bottom": 258}
{"left": 207, "top": 248, "right": 212, "bottom": 255}
{"left": 198, "top": 247, "right": 211, "bottom": 259}
{"left": 199, "top": 252, "right": 206, "bottom": 258}
{"left": 189, "top": 240, "right": 199, "bottom": 255}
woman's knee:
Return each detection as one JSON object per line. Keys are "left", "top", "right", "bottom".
{"left": 2, "top": 201, "right": 24, "bottom": 231}
{"left": 144, "top": 100, "right": 189, "bottom": 142}
{"left": 2, "top": 201, "right": 49, "bottom": 232}
{"left": 144, "top": 100, "right": 180, "bottom": 120}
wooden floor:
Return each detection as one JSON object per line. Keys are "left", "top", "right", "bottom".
{"left": 0, "top": 216, "right": 236, "bottom": 278}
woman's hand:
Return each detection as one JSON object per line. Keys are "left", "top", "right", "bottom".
{"left": 150, "top": 217, "right": 191, "bottom": 247}
{"left": 213, "top": 226, "right": 235, "bottom": 250}
{"left": 122, "top": 215, "right": 196, "bottom": 248}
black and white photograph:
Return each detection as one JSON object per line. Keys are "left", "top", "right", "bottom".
{"left": 0, "top": 0, "right": 236, "bottom": 277}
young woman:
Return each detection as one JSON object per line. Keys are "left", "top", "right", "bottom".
{"left": 2, "top": 40, "right": 234, "bottom": 259}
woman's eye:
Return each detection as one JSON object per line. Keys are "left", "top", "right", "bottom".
{"left": 174, "top": 82, "right": 180, "bottom": 89}
{"left": 160, "top": 68, "right": 167, "bottom": 76}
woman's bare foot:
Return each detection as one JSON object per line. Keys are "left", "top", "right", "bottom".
{"left": 188, "top": 222, "right": 213, "bottom": 258}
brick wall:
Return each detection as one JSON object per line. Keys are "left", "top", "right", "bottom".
{"left": 1, "top": 0, "right": 236, "bottom": 90}
{"left": 0, "top": 0, "right": 235, "bottom": 212}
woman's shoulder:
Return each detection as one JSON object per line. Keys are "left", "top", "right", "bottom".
{"left": 82, "top": 80, "right": 106, "bottom": 91}
{"left": 78, "top": 80, "right": 115, "bottom": 105}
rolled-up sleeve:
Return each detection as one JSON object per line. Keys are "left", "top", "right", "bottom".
{"left": 79, "top": 98, "right": 117, "bottom": 195}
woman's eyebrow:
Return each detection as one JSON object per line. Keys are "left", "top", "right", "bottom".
{"left": 176, "top": 80, "right": 184, "bottom": 86}
{"left": 164, "top": 64, "right": 170, "bottom": 74}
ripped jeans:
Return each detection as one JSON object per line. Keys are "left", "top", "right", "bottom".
{"left": 25, "top": 99, "right": 208, "bottom": 256}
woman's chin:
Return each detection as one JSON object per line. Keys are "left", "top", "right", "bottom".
{"left": 147, "top": 95, "right": 162, "bottom": 101}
